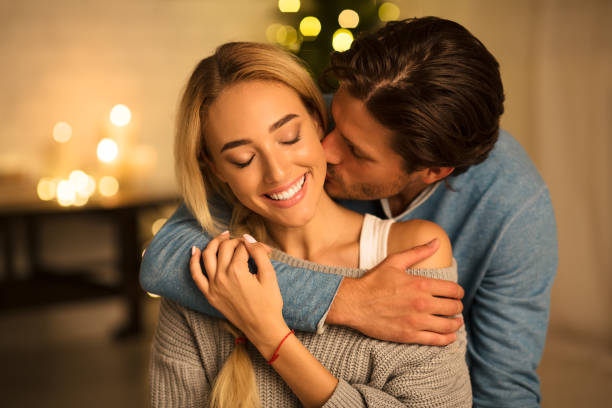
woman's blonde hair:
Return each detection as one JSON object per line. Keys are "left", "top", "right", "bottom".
{"left": 175, "top": 41, "right": 327, "bottom": 242}
{"left": 174, "top": 42, "right": 327, "bottom": 408}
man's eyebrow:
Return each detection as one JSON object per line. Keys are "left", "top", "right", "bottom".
{"left": 269, "top": 113, "right": 298, "bottom": 133}
{"left": 220, "top": 139, "right": 252, "bottom": 153}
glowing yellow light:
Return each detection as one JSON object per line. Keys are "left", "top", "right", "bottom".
{"left": 278, "top": 0, "right": 300, "bottom": 13}
{"left": 69, "top": 170, "right": 88, "bottom": 192}
{"left": 73, "top": 194, "right": 88, "bottom": 207}
{"left": 147, "top": 292, "right": 160, "bottom": 299}
{"left": 299, "top": 16, "right": 321, "bottom": 37}
{"left": 99, "top": 176, "right": 119, "bottom": 197}
{"left": 378, "top": 2, "right": 400, "bottom": 21}
{"left": 84, "top": 175, "right": 96, "bottom": 197}
{"left": 37, "top": 178, "right": 57, "bottom": 201}
{"left": 56, "top": 180, "right": 76, "bottom": 206}
{"left": 284, "top": 25, "right": 298, "bottom": 45}
{"left": 332, "top": 29, "right": 354, "bottom": 52}
{"left": 338, "top": 9, "right": 359, "bottom": 28}
{"left": 53, "top": 122, "right": 72, "bottom": 143}
{"left": 97, "top": 138, "right": 118, "bottom": 163}
{"left": 266, "top": 24, "right": 283, "bottom": 43}
{"left": 110, "top": 104, "right": 131, "bottom": 127}
{"left": 275, "top": 25, "right": 288, "bottom": 44}
{"left": 151, "top": 218, "right": 168, "bottom": 236}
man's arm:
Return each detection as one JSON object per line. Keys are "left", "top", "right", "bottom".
{"left": 140, "top": 203, "right": 462, "bottom": 342}
{"left": 468, "top": 188, "right": 557, "bottom": 407}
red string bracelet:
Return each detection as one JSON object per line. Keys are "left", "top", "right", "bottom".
{"left": 235, "top": 337, "right": 247, "bottom": 345}
{"left": 267, "top": 329, "right": 295, "bottom": 365}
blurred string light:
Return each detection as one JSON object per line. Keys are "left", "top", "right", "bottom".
{"left": 299, "top": 16, "right": 322, "bottom": 38}
{"left": 37, "top": 177, "right": 57, "bottom": 201}
{"left": 378, "top": 2, "right": 400, "bottom": 22}
{"left": 151, "top": 218, "right": 168, "bottom": 236}
{"left": 338, "top": 9, "right": 359, "bottom": 28}
{"left": 110, "top": 104, "right": 131, "bottom": 127}
{"left": 332, "top": 29, "right": 354, "bottom": 52}
{"left": 53, "top": 122, "right": 72, "bottom": 143}
{"left": 97, "top": 138, "right": 119, "bottom": 163}
{"left": 99, "top": 176, "right": 119, "bottom": 197}
{"left": 266, "top": 24, "right": 301, "bottom": 52}
{"left": 278, "top": 0, "right": 300, "bottom": 13}
{"left": 56, "top": 180, "right": 77, "bottom": 207}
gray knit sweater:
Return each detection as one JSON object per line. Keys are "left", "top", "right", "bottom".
{"left": 150, "top": 250, "right": 471, "bottom": 407}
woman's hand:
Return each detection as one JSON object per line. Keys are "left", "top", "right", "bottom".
{"left": 190, "top": 232, "right": 290, "bottom": 356}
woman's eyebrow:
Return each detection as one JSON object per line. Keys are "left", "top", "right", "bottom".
{"left": 220, "top": 114, "right": 299, "bottom": 153}
{"left": 220, "top": 139, "right": 252, "bottom": 153}
{"left": 269, "top": 113, "right": 298, "bottom": 132}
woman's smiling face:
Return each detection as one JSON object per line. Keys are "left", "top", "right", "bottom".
{"left": 204, "top": 80, "right": 327, "bottom": 228}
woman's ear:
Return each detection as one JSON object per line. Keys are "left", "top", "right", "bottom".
{"left": 201, "top": 150, "right": 227, "bottom": 183}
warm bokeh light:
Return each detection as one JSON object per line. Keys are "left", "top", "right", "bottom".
{"left": 52, "top": 122, "right": 72, "bottom": 143}
{"left": 300, "top": 16, "right": 322, "bottom": 37}
{"left": 338, "top": 9, "right": 359, "bottom": 28}
{"left": 378, "top": 2, "right": 400, "bottom": 21}
{"left": 147, "top": 292, "right": 160, "bottom": 299}
{"left": 73, "top": 194, "right": 89, "bottom": 207}
{"left": 151, "top": 218, "right": 168, "bottom": 236}
{"left": 56, "top": 180, "right": 76, "bottom": 207}
{"left": 266, "top": 23, "right": 283, "bottom": 43}
{"left": 109, "top": 104, "right": 131, "bottom": 127}
{"left": 99, "top": 176, "right": 119, "bottom": 197}
{"left": 97, "top": 138, "right": 119, "bottom": 163}
{"left": 278, "top": 0, "right": 300, "bottom": 13}
{"left": 37, "top": 177, "right": 57, "bottom": 201}
{"left": 69, "top": 170, "right": 89, "bottom": 192}
{"left": 332, "top": 29, "right": 354, "bottom": 52}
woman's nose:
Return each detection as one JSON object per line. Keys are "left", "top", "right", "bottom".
{"left": 321, "top": 130, "right": 342, "bottom": 165}
{"left": 263, "top": 153, "right": 287, "bottom": 184}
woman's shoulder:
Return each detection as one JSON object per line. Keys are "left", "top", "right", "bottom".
{"left": 387, "top": 219, "right": 453, "bottom": 269}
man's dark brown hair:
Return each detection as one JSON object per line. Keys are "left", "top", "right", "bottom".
{"left": 325, "top": 16, "right": 505, "bottom": 175}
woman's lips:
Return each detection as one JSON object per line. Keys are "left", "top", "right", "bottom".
{"left": 262, "top": 173, "right": 308, "bottom": 208}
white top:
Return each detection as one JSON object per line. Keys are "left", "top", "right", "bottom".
{"left": 359, "top": 213, "right": 395, "bottom": 269}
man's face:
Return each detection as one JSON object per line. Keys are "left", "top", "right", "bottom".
{"left": 322, "top": 85, "right": 424, "bottom": 201}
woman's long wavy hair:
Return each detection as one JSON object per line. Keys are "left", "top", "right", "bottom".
{"left": 174, "top": 42, "right": 327, "bottom": 408}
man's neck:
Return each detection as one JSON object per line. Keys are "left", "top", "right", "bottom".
{"left": 386, "top": 183, "right": 428, "bottom": 217}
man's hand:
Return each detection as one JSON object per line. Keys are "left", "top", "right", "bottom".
{"left": 326, "top": 239, "right": 464, "bottom": 346}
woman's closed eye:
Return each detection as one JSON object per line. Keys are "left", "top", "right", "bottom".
{"left": 231, "top": 155, "right": 255, "bottom": 168}
{"left": 280, "top": 133, "right": 301, "bottom": 145}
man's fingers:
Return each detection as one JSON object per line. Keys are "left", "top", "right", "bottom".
{"left": 383, "top": 238, "right": 439, "bottom": 270}
{"left": 419, "top": 314, "right": 464, "bottom": 335}
{"left": 409, "top": 331, "right": 458, "bottom": 347}
{"left": 430, "top": 280, "right": 465, "bottom": 300}
{"left": 190, "top": 246, "right": 209, "bottom": 295}
{"left": 430, "top": 297, "right": 464, "bottom": 316}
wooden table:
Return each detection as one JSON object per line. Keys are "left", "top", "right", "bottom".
{"left": 0, "top": 181, "right": 180, "bottom": 339}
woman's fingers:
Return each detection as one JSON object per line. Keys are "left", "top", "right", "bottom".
{"left": 243, "top": 236, "right": 276, "bottom": 286}
{"left": 190, "top": 246, "right": 209, "bottom": 295}
{"left": 202, "top": 230, "right": 230, "bottom": 281}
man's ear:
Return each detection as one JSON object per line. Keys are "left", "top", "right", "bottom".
{"left": 420, "top": 167, "right": 455, "bottom": 185}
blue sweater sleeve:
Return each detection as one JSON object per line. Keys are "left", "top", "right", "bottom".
{"left": 468, "top": 188, "right": 557, "bottom": 408}
{"left": 139, "top": 203, "right": 342, "bottom": 332}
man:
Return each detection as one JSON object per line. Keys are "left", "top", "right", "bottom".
{"left": 141, "top": 17, "right": 557, "bottom": 407}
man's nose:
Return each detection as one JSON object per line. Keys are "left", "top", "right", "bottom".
{"left": 322, "top": 130, "right": 342, "bottom": 165}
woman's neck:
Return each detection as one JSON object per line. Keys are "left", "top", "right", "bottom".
{"left": 263, "top": 193, "right": 363, "bottom": 267}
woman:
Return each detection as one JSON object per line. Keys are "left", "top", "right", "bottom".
{"left": 150, "top": 41, "right": 471, "bottom": 407}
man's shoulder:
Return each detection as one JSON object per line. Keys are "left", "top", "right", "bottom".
{"left": 451, "top": 129, "right": 548, "bottom": 203}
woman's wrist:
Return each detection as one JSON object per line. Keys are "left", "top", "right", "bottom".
{"left": 248, "top": 320, "right": 292, "bottom": 361}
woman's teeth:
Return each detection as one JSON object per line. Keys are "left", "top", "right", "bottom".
{"left": 266, "top": 175, "right": 306, "bottom": 201}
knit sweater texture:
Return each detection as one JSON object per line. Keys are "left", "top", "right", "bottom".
{"left": 150, "top": 249, "right": 471, "bottom": 407}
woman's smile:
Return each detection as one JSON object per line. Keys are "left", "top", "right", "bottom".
{"left": 262, "top": 173, "right": 309, "bottom": 208}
